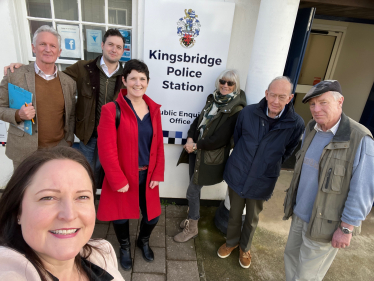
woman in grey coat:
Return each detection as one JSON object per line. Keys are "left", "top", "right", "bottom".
{"left": 174, "top": 69, "right": 247, "bottom": 243}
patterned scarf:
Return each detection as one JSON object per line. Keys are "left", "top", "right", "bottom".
{"left": 198, "top": 90, "right": 238, "bottom": 139}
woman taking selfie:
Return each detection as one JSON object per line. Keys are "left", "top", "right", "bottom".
{"left": 0, "top": 147, "right": 124, "bottom": 281}
{"left": 97, "top": 59, "right": 164, "bottom": 270}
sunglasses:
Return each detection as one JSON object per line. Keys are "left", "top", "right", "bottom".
{"left": 219, "top": 79, "right": 235, "bottom": 87}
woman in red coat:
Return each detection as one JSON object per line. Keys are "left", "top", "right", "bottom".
{"left": 97, "top": 59, "right": 165, "bottom": 271}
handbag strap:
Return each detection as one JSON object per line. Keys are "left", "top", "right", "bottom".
{"left": 113, "top": 101, "right": 121, "bottom": 129}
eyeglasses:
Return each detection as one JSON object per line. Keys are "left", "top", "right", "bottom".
{"left": 268, "top": 92, "right": 288, "bottom": 102}
{"left": 219, "top": 79, "right": 235, "bottom": 87}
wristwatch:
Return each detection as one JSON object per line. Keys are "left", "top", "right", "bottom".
{"left": 339, "top": 224, "right": 353, "bottom": 234}
{"left": 193, "top": 144, "right": 197, "bottom": 151}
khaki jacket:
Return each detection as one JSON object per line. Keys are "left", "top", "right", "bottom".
{"left": 0, "top": 240, "right": 125, "bottom": 281}
{"left": 283, "top": 113, "right": 373, "bottom": 243}
{"left": 0, "top": 63, "right": 76, "bottom": 164}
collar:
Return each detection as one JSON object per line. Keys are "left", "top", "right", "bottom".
{"left": 48, "top": 258, "right": 113, "bottom": 281}
{"left": 34, "top": 62, "right": 58, "bottom": 80}
{"left": 314, "top": 117, "right": 341, "bottom": 135}
{"left": 100, "top": 56, "right": 120, "bottom": 78}
{"left": 266, "top": 105, "right": 285, "bottom": 119}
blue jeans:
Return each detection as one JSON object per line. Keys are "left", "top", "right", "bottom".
{"left": 113, "top": 169, "right": 159, "bottom": 225}
{"left": 78, "top": 137, "right": 101, "bottom": 176}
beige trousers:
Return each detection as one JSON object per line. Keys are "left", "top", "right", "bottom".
{"left": 284, "top": 214, "right": 339, "bottom": 281}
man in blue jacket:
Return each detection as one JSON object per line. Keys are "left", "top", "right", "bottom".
{"left": 217, "top": 76, "right": 304, "bottom": 269}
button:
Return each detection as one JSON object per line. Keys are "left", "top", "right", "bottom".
{"left": 90, "top": 71, "right": 92, "bottom": 73}
{"left": 25, "top": 127, "right": 29, "bottom": 130}
{"left": 87, "top": 64, "right": 89, "bottom": 66}
{"left": 196, "top": 170, "right": 198, "bottom": 172}
{"left": 197, "top": 159, "right": 198, "bottom": 161}
{"left": 319, "top": 213, "right": 322, "bottom": 216}
{"left": 93, "top": 87, "right": 95, "bottom": 89}
{"left": 35, "top": 130, "right": 38, "bottom": 133}
{"left": 87, "top": 82, "right": 90, "bottom": 85}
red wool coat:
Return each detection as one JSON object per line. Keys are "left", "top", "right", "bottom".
{"left": 96, "top": 89, "right": 165, "bottom": 221}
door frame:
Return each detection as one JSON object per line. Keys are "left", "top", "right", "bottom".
{"left": 295, "top": 23, "right": 347, "bottom": 94}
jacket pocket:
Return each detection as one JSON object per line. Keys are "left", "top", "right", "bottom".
{"left": 8, "top": 126, "right": 25, "bottom": 137}
{"left": 311, "top": 206, "right": 340, "bottom": 239}
{"left": 331, "top": 165, "right": 345, "bottom": 192}
{"left": 322, "top": 165, "right": 345, "bottom": 194}
{"left": 204, "top": 146, "right": 225, "bottom": 165}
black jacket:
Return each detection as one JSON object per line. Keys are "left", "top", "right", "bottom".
{"left": 223, "top": 98, "right": 304, "bottom": 200}
{"left": 177, "top": 90, "right": 247, "bottom": 185}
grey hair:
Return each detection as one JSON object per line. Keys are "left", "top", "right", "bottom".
{"left": 32, "top": 25, "right": 61, "bottom": 49}
{"left": 267, "top": 76, "right": 293, "bottom": 95}
{"left": 215, "top": 69, "right": 241, "bottom": 94}
{"left": 329, "top": 91, "right": 343, "bottom": 101}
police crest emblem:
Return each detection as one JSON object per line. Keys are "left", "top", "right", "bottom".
{"left": 177, "top": 9, "right": 201, "bottom": 48}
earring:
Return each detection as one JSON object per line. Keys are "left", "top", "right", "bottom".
{"left": 17, "top": 218, "right": 20, "bottom": 223}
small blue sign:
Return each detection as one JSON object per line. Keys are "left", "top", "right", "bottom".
{"left": 119, "top": 29, "right": 131, "bottom": 62}
{"left": 65, "top": 38, "right": 76, "bottom": 50}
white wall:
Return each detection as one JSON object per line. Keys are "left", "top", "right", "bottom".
{"left": 0, "top": 0, "right": 22, "bottom": 188}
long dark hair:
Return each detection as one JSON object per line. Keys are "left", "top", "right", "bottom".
{"left": 0, "top": 147, "right": 101, "bottom": 280}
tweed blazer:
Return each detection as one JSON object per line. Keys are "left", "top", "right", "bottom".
{"left": 0, "top": 63, "right": 76, "bottom": 164}
{"left": 0, "top": 240, "right": 125, "bottom": 281}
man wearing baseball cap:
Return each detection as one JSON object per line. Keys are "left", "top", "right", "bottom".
{"left": 283, "top": 80, "right": 374, "bottom": 280}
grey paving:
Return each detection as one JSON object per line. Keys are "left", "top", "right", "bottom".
{"left": 132, "top": 273, "right": 166, "bottom": 281}
{"left": 166, "top": 236, "right": 196, "bottom": 261}
{"left": 133, "top": 247, "right": 166, "bottom": 274}
{"left": 166, "top": 260, "right": 199, "bottom": 281}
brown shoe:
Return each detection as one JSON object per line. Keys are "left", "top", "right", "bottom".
{"left": 173, "top": 219, "right": 198, "bottom": 243}
{"left": 217, "top": 243, "right": 238, "bottom": 258}
{"left": 239, "top": 248, "right": 251, "bottom": 268}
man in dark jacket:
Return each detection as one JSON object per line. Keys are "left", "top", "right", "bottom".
{"left": 64, "top": 28, "right": 124, "bottom": 173}
{"left": 217, "top": 76, "right": 304, "bottom": 269}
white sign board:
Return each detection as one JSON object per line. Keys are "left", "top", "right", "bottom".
{"left": 86, "top": 29, "right": 102, "bottom": 53}
{"left": 57, "top": 24, "right": 81, "bottom": 58}
{"left": 0, "top": 121, "right": 7, "bottom": 143}
{"left": 144, "top": 0, "right": 235, "bottom": 144}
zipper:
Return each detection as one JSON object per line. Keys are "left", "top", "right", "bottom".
{"left": 324, "top": 168, "right": 332, "bottom": 190}
{"left": 105, "top": 79, "right": 109, "bottom": 104}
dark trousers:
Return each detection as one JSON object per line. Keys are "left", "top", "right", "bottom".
{"left": 113, "top": 169, "right": 159, "bottom": 225}
{"left": 226, "top": 187, "right": 264, "bottom": 252}
{"left": 187, "top": 153, "right": 203, "bottom": 220}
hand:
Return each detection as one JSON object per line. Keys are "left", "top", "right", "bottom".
{"left": 186, "top": 137, "right": 194, "bottom": 144}
{"left": 331, "top": 222, "right": 353, "bottom": 248}
{"left": 117, "top": 184, "right": 129, "bottom": 193}
{"left": 184, "top": 143, "right": 195, "bottom": 153}
{"left": 4, "top": 63, "right": 23, "bottom": 76}
{"left": 150, "top": 181, "right": 159, "bottom": 189}
{"left": 67, "top": 141, "right": 72, "bottom": 147}
{"left": 18, "top": 103, "right": 36, "bottom": 120}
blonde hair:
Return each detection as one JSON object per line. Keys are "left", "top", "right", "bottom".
{"left": 215, "top": 69, "right": 241, "bottom": 94}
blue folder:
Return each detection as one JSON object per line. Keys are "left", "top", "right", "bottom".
{"left": 8, "top": 83, "right": 33, "bottom": 135}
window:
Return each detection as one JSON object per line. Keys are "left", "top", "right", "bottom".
{"left": 22, "top": 0, "right": 134, "bottom": 70}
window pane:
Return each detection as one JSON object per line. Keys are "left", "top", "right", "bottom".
{"left": 81, "top": 0, "right": 105, "bottom": 23}
{"left": 57, "top": 24, "right": 81, "bottom": 60}
{"left": 54, "top": 0, "right": 78, "bottom": 21}
{"left": 108, "top": 0, "right": 132, "bottom": 26}
{"left": 83, "top": 25, "right": 105, "bottom": 60}
{"left": 26, "top": 0, "right": 51, "bottom": 18}
{"left": 29, "top": 20, "right": 53, "bottom": 57}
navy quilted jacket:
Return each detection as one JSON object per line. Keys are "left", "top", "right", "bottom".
{"left": 223, "top": 97, "right": 304, "bottom": 200}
